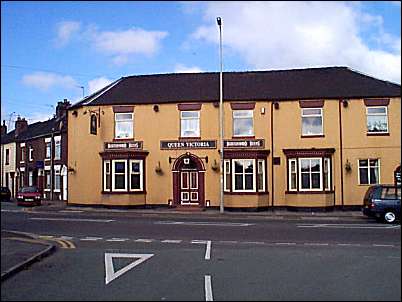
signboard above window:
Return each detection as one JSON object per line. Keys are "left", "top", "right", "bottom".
{"left": 104, "top": 141, "right": 143, "bottom": 150}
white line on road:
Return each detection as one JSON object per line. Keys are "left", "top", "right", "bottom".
{"left": 275, "top": 242, "right": 297, "bottom": 246}
{"left": 161, "top": 240, "right": 182, "bottom": 243}
{"left": 205, "top": 275, "right": 213, "bottom": 301}
{"left": 80, "top": 237, "right": 103, "bottom": 241}
{"left": 58, "top": 236, "right": 74, "bottom": 240}
{"left": 134, "top": 239, "right": 154, "bottom": 243}
{"left": 191, "top": 240, "right": 212, "bottom": 260}
{"left": 336, "top": 243, "right": 361, "bottom": 247}
{"left": 29, "top": 218, "right": 114, "bottom": 223}
{"left": 155, "top": 221, "right": 254, "bottom": 227}
{"left": 372, "top": 244, "right": 394, "bottom": 247}
{"left": 218, "top": 240, "right": 238, "bottom": 244}
{"left": 304, "top": 243, "right": 329, "bottom": 246}
{"left": 106, "top": 238, "right": 130, "bottom": 242}
{"left": 59, "top": 210, "right": 84, "bottom": 213}
{"left": 243, "top": 241, "right": 265, "bottom": 245}
{"left": 297, "top": 223, "right": 400, "bottom": 229}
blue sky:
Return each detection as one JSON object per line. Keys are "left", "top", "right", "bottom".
{"left": 1, "top": 1, "right": 401, "bottom": 130}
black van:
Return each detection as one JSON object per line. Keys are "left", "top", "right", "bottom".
{"left": 363, "top": 185, "right": 401, "bottom": 224}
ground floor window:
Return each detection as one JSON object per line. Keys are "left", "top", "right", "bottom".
{"left": 28, "top": 171, "right": 34, "bottom": 187}
{"left": 103, "top": 159, "right": 145, "bottom": 193}
{"left": 358, "top": 159, "right": 380, "bottom": 185}
{"left": 223, "top": 158, "right": 266, "bottom": 193}
{"left": 54, "top": 169, "right": 61, "bottom": 191}
{"left": 286, "top": 154, "right": 333, "bottom": 193}
{"left": 45, "top": 171, "right": 51, "bottom": 190}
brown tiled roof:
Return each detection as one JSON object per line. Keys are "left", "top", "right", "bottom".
{"left": 73, "top": 67, "right": 401, "bottom": 108}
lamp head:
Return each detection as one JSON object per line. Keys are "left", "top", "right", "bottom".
{"left": 217, "top": 17, "right": 222, "bottom": 26}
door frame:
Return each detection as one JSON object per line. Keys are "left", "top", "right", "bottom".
{"left": 172, "top": 153, "right": 205, "bottom": 207}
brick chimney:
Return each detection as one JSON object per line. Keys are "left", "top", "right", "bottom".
{"left": 15, "top": 116, "right": 28, "bottom": 137}
{"left": 56, "top": 99, "right": 71, "bottom": 119}
{"left": 0, "top": 120, "right": 7, "bottom": 136}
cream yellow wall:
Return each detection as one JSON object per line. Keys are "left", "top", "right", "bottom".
{"left": 68, "top": 102, "right": 272, "bottom": 207}
{"left": 341, "top": 98, "right": 401, "bottom": 205}
{"left": 272, "top": 100, "right": 342, "bottom": 207}
{"left": 68, "top": 98, "right": 400, "bottom": 208}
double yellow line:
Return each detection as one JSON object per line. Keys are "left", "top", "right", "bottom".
{"left": 37, "top": 236, "right": 76, "bottom": 249}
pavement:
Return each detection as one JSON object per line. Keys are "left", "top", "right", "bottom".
{"left": 1, "top": 230, "right": 56, "bottom": 282}
{"left": 1, "top": 198, "right": 367, "bottom": 282}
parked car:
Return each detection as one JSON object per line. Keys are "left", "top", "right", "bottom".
{"left": 363, "top": 184, "right": 401, "bottom": 223}
{"left": 0, "top": 186, "right": 11, "bottom": 202}
{"left": 17, "top": 186, "right": 42, "bottom": 206}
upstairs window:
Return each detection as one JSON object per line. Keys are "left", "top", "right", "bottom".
{"left": 233, "top": 110, "right": 254, "bottom": 137}
{"left": 367, "top": 106, "right": 388, "bottom": 133}
{"left": 359, "top": 159, "right": 380, "bottom": 185}
{"left": 301, "top": 108, "right": 323, "bottom": 136}
{"left": 115, "top": 113, "right": 133, "bottom": 139}
{"left": 45, "top": 142, "right": 51, "bottom": 159}
{"left": 20, "top": 146, "right": 26, "bottom": 163}
{"left": 54, "top": 136, "right": 61, "bottom": 160}
{"left": 29, "top": 146, "right": 34, "bottom": 161}
{"left": 180, "top": 111, "right": 200, "bottom": 137}
{"left": 5, "top": 149, "right": 9, "bottom": 165}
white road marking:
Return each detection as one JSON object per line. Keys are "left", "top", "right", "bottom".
{"left": 218, "top": 240, "right": 238, "bottom": 244}
{"left": 243, "top": 241, "right": 265, "bottom": 245}
{"left": 155, "top": 221, "right": 253, "bottom": 227}
{"left": 297, "top": 223, "right": 400, "bottom": 229}
{"left": 336, "top": 243, "right": 361, "bottom": 247}
{"left": 80, "top": 237, "right": 103, "bottom": 241}
{"left": 58, "top": 236, "right": 74, "bottom": 240}
{"left": 134, "top": 239, "right": 154, "bottom": 243}
{"left": 191, "top": 240, "right": 212, "bottom": 260}
{"left": 161, "top": 240, "right": 182, "bottom": 244}
{"left": 106, "top": 238, "right": 129, "bottom": 242}
{"left": 304, "top": 243, "right": 329, "bottom": 246}
{"left": 1, "top": 209, "right": 23, "bottom": 213}
{"left": 204, "top": 275, "right": 213, "bottom": 301}
{"left": 372, "top": 244, "right": 394, "bottom": 247}
{"left": 59, "top": 210, "right": 84, "bottom": 213}
{"left": 104, "top": 253, "right": 154, "bottom": 285}
{"left": 29, "top": 217, "right": 114, "bottom": 223}
{"left": 38, "top": 235, "right": 54, "bottom": 239}
{"left": 275, "top": 242, "right": 296, "bottom": 246}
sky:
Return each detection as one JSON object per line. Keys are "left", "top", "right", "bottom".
{"left": 1, "top": 1, "right": 401, "bottom": 130}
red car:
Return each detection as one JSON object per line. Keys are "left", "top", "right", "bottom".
{"left": 17, "top": 186, "right": 42, "bottom": 206}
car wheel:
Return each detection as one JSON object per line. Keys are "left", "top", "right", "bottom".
{"left": 383, "top": 211, "right": 396, "bottom": 224}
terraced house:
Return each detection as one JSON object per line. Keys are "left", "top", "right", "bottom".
{"left": 67, "top": 67, "right": 401, "bottom": 211}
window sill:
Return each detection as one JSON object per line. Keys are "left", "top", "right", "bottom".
{"left": 102, "top": 190, "right": 146, "bottom": 195}
{"left": 232, "top": 136, "right": 255, "bottom": 139}
{"left": 301, "top": 135, "right": 324, "bottom": 138}
{"left": 285, "top": 190, "right": 334, "bottom": 194}
{"left": 179, "top": 136, "right": 201, "bottom": 140}
{"left": 224, "top": 191, "right": 269, "bottom": 195}
{"left": 366, "top": 132, "right": 389, "bottom": 136}
{"left": 44, "top": 189, "right": 51, "bottom": 192}
{"left": 113, "top": 138, "right": 135, "bottom": 142}
{"left": 53, "top": 189, "right": 61, "bottom": 193}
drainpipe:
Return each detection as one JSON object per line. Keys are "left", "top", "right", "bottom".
{"left": 270, "top": 101, "right": 274, "bottom": 211}
{"left": 338, "top": 100, "right": 344, "bottom": 210}
{"left": 50, "top": 128, "right": 54, "bottom": 201}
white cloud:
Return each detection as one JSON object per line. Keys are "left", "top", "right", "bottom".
{"left": 55, "top": 21, "right": 81, "bottom": 47}
{"left": 22, "top": 72, "right": 78, "bottom": 91}
{"left": 189, "top": 2, "right": 401, "bottom": 83}
{"left": 26, "top": 111, "right": 54, "bottom": 124}
{"left": 88, "top": 77, "right": 114, "bottom": 95}
{"left": 174, "top": 64, "right": 203, "bottom": 73}
{"left": 91, "top": 27, "right": 168, "bottom": 65}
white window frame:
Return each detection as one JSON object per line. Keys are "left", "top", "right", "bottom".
{"left": 20, "top": 143, "right": 25, "bottom": 163}
{"left": 288, "top": 159, "right": 298, "bottom": 191}
{"left": 54, "top": 136, "right": 61, "bottom": 160}
{"left": 129, "top": 159, "right": 143, "bottom": 191}
{"left": 112, "top": 160, "right": 127, "bottom": 191}
{"left": 54, "top": 167, "right": 61, "bottom": 192}
{"left": 366, "top": 106, "right": 388, "bottom": 133}
{"left": 301, "top": 108, "right": 323, "bottom": 136}
{"left": 233, "top": 110, "right": 254, "bottom": 137}
{"left": 103, "top": 161, "right": 111, "bottom": 191}
{"left": 298, "top": 158, "right": 323, "bottom": 191}
{"left": 324, "top": 158, "right": 331, "bottom": 191}
{"left": 257, "top": 159, "right": 266, "bottom": 192}
{"left": 224, "top": 160, "right": 231, "bottom": 192}
{"left": 232, "top": 159, "right": 256, "bottom": 192}
{"left": 28, "top": 171, "right": 33, "bottom": 186}
{"left": 180, "top": 111, "right": 200, "bottom": 137}
{"left": 358, "top": 158, "right": 381, "bottom": 185}
{"left": 45, "top": 171, "right": 51, "bottom": 191}
{"left": 29, "top": 146, "right": 34, "bottom": 161}
{"left": 115, "top": 112, "right": 134, "bottom": 139}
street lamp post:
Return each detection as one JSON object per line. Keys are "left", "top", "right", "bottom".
{"left": 217, "top": 17, "right": 224, "bottom": 214}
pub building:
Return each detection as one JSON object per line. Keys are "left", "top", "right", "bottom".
{"left": 67, "top": 67, "right": 401, "bottom": 211}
